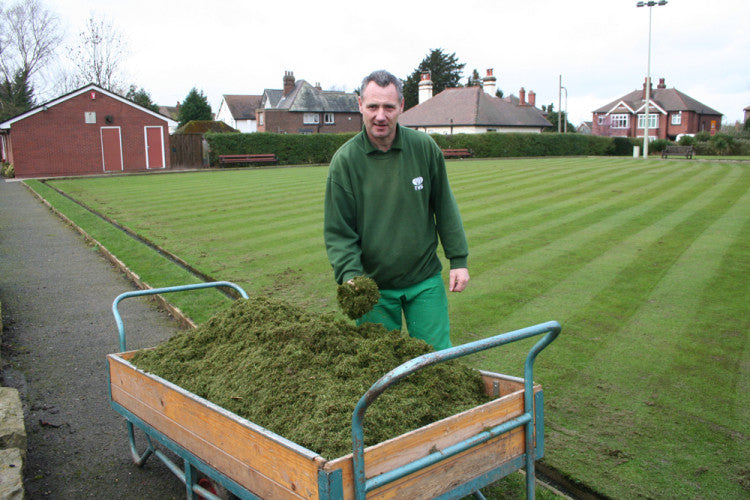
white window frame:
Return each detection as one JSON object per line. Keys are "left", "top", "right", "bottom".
{"left": 671, "top": 111, "right": 682, "bottom": 125}
{"left": 638, "top": 113, "right": 659, "bottom": 129}
{"left": 610, "top": 114, "right": 629, "bottom": 129}
{"left": 303, "top": 112, "right": 320, "bottom": 125}
{"left": 258, "top": 112, "right": 264, "bottom": 126}
{"left": 324, "top": 112, "right": 335, "bottom": 124}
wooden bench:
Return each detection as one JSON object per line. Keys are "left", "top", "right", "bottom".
{"left": 441, "top": 148, "right": 472, "bottom": 159}
{"left": 661, "top": 145, "right": 694, "bottom": 159}
{"left": 219, "top": 154, "right": 277, "bottom": 166}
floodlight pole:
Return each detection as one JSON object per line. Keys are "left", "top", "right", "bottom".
{"left": 561, "top": 86, "right": 568, "bottom": 133}
{"left": 637, "top": 0, "right": 667, "bottom": 158}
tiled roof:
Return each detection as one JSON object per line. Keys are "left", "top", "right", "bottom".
{"left": 262, "top": 80, "right": 358, "bottom": 113}
{"left": 594, "top": 86, "right": 722, "bottom": 115}
{"left": 399, "top": 86, "right": 551, "bottom": 128}
{"left": 222, "top": 95, "right": 262, "bottom": 120}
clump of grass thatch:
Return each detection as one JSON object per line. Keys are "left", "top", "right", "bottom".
{"left": 337, "top": 276, "right": 380, "bottom": 319}
{"left": 130, "top": 295, "right": 489, "bottom": 458}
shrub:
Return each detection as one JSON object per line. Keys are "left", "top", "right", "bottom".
{"left": 1, "top": 163, "right": 14, "bottom": 178}
{"left": 695, "top": 131, "right": 711, "bottom": 142}
{"left": 678, "top": 135, "right": 696, "bottom": 146}
{"left": 204, "top": 131, "right": 642, "bottom": 166}
{"left": 649, "top": 139, "right": 671, "bottom": 153}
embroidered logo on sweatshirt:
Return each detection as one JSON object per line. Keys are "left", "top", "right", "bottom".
{"left": 412, "top": 176, "right": 424, "bottom": 191}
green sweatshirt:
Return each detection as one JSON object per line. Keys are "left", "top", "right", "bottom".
{"left": 324, "top": 125, "right": 468, "bottom": 290}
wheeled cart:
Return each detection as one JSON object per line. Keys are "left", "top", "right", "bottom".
{"left": 109, "top": 282, "right": 560, "bottom": 499}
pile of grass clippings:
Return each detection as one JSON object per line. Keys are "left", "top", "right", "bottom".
{"left": 337, "top": 276, "right": 380, "bottom": 319}
{"left": 130, "top": 296, "right": 490, "bottom": 459}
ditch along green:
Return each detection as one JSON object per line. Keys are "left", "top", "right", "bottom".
{"left": 35, "top": 157, "right": 750, "bottom": 498}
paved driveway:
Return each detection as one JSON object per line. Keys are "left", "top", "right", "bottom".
{"left": 0, "top": 179, "right": 186, "bottom": 499}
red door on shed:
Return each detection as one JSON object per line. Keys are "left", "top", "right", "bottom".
{"left": 101, "top": 127, "right": 123, "bottom": 172}
{"left": 145, "top": 126, "right": 165, "bottom": 169}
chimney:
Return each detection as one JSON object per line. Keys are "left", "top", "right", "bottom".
{"left": 283, "top": 71, "right": 295, "bottom": 96}
{"left": 642, "top": 77, "right": 653, "bottom": 100}
{"left": 482, "top": 68, "right": 497, "bottom": 96}
{"left": 528, "top": 90, "right": 536, "bottom": 107}
{"left": 657, "top": 77, "right": 666, "bottom": 89}
{"left": 418, "top": 71, "right": 433, "bottom": 104}
{"left": 315, "top": 82, "right": 322, "bottom": 91}
{"left": 519, "top": 87, "right": 526, "bottom": 106}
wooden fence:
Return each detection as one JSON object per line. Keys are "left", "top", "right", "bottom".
{"left": 170, "top": 134, "right": 206, "bottom": 168}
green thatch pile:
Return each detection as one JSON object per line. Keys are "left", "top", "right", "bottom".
{"left": 130, "top": 296, "right": 489, "bottom": 458}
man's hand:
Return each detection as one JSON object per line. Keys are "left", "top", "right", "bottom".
{"left": 449, "top": 268, "right": 470, "bottom": 292}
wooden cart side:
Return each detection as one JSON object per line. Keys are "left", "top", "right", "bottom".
{"left": 325, "top": 384, "right": 540, "bottom": 499}
{"left": 109, "top": 354, "right": 325, "bottom": 499}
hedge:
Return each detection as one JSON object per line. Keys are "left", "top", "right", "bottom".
{"left": 204, "top": 131, "right": 638, "bottom": 167}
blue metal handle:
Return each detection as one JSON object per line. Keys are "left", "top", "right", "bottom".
{"left": 111, "top": 281, "right": 249, "bottom": 352}
{"left": 351, "top": 320, "right": 561, "bottom": 500}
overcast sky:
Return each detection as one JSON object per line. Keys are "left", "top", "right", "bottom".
{"left": 43, "top": 0, "right": 749, "bottom": 126}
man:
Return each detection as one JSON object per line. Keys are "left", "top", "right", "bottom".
{"left": 323, "top": 69, "right": 469, "bottom": 351}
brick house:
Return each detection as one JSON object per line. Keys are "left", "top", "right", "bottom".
{"left": 256, "top": 71, "right": 362, "bottom": 134}
{"left": 216, "top": 94, "right": 262, "bottom": 133}
{"left": 592, "top": 78, "right": 722, "bottom": 141}
{"left": 0, "top": 83, "right": 177, "bottom": 178}
{"left": 399, "top": 69, "right": 551, "bottom": 134}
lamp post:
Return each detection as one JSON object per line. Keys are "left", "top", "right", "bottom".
{"left": 637, "top": 0, "right": 667, "bottom": 158}
{"left": 561, "top": 86, "right": 568, "bottom": 133}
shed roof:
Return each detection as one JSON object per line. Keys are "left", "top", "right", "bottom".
{"left": 175, "top": 120, "right": 237, "bottom": 134}
{"left": 399, "top": 86, "right": 552, "bottom": 128}
{"left": 0, "top": 83, "right": 178, "bottom": 129}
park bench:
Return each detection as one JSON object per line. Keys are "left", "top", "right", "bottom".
{"left": 661, "top": 145, "right": 694, "bottom": 159}
{"left": 442, "top": 148, "right": 472, "bottom": 159}
{"left": 219, "top": 153, "right": 277, "bottom": 166}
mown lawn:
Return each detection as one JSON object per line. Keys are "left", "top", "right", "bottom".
{"left": 33, "top": 157, "right": 749, "bottom": 498}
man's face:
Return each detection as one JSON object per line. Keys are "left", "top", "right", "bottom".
{"left": 358, "top": 81, "right": 404, "bottom": 149}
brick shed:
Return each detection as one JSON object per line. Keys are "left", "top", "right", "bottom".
{"left": 0, "top": 84, "right": 177, "bottom": 178}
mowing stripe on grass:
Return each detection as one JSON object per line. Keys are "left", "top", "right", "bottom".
{"left": 39, "top": 158, "right": 750, "bottom": 498}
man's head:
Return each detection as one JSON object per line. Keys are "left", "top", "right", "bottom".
{"left": 358, "top": 70, "right": 404, "bottom": 151}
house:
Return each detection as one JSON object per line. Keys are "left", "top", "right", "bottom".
{"left": 592, "top": 78, "right": 722, "bottom": 141}
{"left": 0, "top": 83, "right": 177, "bottom": 178}
{"left": 256, "top": 71, "right": 362, "bottom": 134}
{"left": 577, "top": 122, "right": 593, "bottom": 135}
{"left": 399, "top": 69, "right": 552, "bottom": 134}
{"left": 744, "top": 105, "right": 750, "bottom": 123}
{"left": 216, "top": 95, "right": 262, "bottom": 133}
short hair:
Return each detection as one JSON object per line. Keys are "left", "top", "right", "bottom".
{"left": 360, "top": 70, "right": 403, "bottom": 101}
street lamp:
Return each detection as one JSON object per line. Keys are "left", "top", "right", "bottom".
{"left": 637, "top": 0, "right": 667, "bottom": 158}
{"left": 561, "top": 86, "right": 568, "bottom": 133}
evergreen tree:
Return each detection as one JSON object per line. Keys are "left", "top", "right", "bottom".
{"left": 403, "top": 48, "right": 465, "bottom": 110}
{"left": 466, "top": 69, "right": 482, "bottom": 87}
{"left": 177, "top": 87, "right": 212, "bottom": 127}
{"left": 0, "top": 69, "right": 35, "bottom": 121}
{"left": 126, "top": 85, "right": 159, "bottom": 113}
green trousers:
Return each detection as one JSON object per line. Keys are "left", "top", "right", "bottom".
{"left": 357, "top": 273, "right": 452, "bottom": 351}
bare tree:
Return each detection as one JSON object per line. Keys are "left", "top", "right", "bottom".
{"left": 0, "top": 0, "right": 61, "bottom": 80}
{"left": 67, "top": 14, "right": 128, "bottom": 93}
{"left": 0, "top": 0, "right": 62, "bottom": 117}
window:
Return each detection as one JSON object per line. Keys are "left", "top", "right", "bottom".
{"left": 324, "top": 112, "right": 335, "bottom": 124}
{"left": 671, "top": 112, "right": 682, "bottom": 125}
{"left": 610, "top": 114, "right": 629, "bottom": 128}
{"left": 598, "top": 115, "right": 606, "bottom": 125}
{"left": 637, "top": 113, "right": 659, "bottom": 129}
{"left": 258, "top": 112, "right": 264, "bottom": 126}
{"left": 303, "top": 113, "right": 320, "bottom": 124}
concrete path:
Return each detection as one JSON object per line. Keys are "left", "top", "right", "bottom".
{"left": 0, "top": 179, "right": 186, "bottom": 498}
